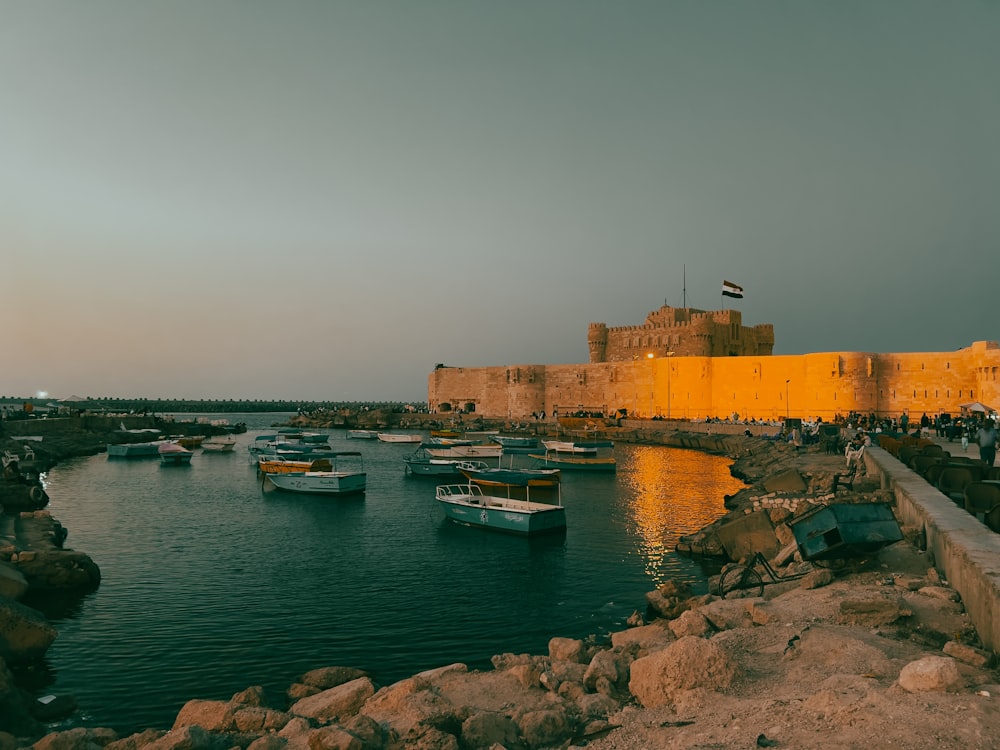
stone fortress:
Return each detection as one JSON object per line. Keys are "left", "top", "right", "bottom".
{"left": 427, "top": 303, "right": 1000, "bottom": 422}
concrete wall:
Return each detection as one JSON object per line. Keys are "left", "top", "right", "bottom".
{"left": 865, "top": 447, "right": 1000, "bottom": 652}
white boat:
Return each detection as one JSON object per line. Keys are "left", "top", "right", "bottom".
{"left": 158, "top": 441, "right": 193, "bottom": 465}
{"left": 107, "top": 440, "right": 167, "bottom": 458}
{"left": 425, "top": 444, "right": 503, "bottom": 459}
{"left": 263, "top": 451, "right": 366, "bottom": 496}
{"left": 347, "top": 429, "right": 380, "bottom": 440}
{"left": 541, "top": 440, "right": 597, "bottom": 455}
{"left": 201, "top": 435, "right": 236, "bottom": 453}
{"left": 377, "top": 433, "right": 423, "bottom": 443}
{"left": 403, "top": 448, "right": 479, "bottom": 477}
{"left": 435, "top": 481, "right": 566, "bottom": 536}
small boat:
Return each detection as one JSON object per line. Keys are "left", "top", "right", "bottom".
{"left": 258, "top": 456, "right": 334, "bottom": 474}
{"left": 172, "top": 435, "right": 206, "bottom": 449}
{"left": 403, "top": 448, "right": 475, "bottom": 477}
{"left": 435, "top": 480, "right": 566, "bottom": 536}
{"left": 201, "top": 435, "right": 237, "bottom": 453}
{"left": 490, "top": 435, "right": 541, "bottom": 454}
{"left": 248, "top": 435, "right": 333, "bottom": 459}
{"left": 107, "top": 441, "right": 165, "bottom": 458}
{"left": 159, "top": 441, "right": 194, "bottom": 465}
{"left": 529, "top": 447, "right": 616, "bottom": 473}
{"left": 347, "top": 429, "right": 380, "bottom": 440}
{"left": 263, "top": 451, "right": 366, "bottom": 496}
{"left": 423, "top": 436, "right": 475, "bottom": 446}
{"left": 457, "top": 461, "right": 561, "bottom": 489}
{"left": 377, "top": 433, "right": 424, "bottom": 443}
{"left": 425, "top": 444, "right": 504, "bottom": 459}
{"left": 541, "top": 440, "right": 598, "bottom": 456}
{"left": 430, "top": 428, "right": 463, "bottom": 438}
{"left": 490, "top": 435, "right": 540, "bottom": 449}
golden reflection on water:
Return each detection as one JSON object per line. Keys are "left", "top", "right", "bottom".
{"left": 619, "top": 445, "right": 746, "bottom": 586}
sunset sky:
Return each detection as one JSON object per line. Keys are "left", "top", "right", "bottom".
{"left": 3, "top": 1, "right": 997, "bottom": 402}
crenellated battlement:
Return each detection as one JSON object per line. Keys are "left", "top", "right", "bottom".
{"left": 590, "top": 305, "right": 773, "bottom": 361}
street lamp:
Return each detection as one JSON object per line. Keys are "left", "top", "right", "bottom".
{"left": 646, "top": 352, "right": 654, "bottom": 417}
{"left": 785, "top": 379, "right": 791, "bottom": 420}
{"left": 666, "top": 351, "right": 675, "bottom": 420}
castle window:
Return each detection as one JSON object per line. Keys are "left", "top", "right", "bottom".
{"left": 947, "top": 362, "right": 950, "bottom": 369}
{"left": 897, "top": 363, "right": 900, "bottom": 370}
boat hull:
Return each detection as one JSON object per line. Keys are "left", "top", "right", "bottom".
{"left": 107, "top": 442, "right": 163, "bottom": 458}
{"left": 404, "top": 459, "right": 463, "bottom": 476}
{"left": 377, "top": 433, "right": 424, "bottom": 443}
{"left": 266, "top": 472, "right": 367, "bottom": 496}
{"left": 528, "top": 454, "right": 617, "bottom": 472}
{"left": 435, "top": 484, "right": 566, "bottom": 536}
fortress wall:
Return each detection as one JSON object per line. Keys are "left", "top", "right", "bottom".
{"left": 428, "top": 342, "right": 1000, "bottom": 421}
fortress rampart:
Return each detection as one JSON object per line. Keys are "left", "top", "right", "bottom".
{"left": 429, "top": 306, "right": 1000, "bottom": 421}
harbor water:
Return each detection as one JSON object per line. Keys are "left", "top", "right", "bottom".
{"left": 31, "top": 414, "right": 744, "bottom": 734}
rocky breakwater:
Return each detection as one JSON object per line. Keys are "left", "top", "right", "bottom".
{"left": 1, "top": 440, "right": 102, "bottom": 738}
{"left": 11, "top": 433, "right": 1000, "bottom": 749}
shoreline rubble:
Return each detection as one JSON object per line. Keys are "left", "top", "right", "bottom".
{"left": 3, "top": 423, "right": 1000, "bottom": 748}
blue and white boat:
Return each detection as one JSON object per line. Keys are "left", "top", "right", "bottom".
{"left": 435, "top": 480, "right": 566, "bottom": 536}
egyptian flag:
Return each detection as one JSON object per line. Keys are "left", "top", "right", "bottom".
{"left": 722, "top": 280, "right": 744, "bottom": 299}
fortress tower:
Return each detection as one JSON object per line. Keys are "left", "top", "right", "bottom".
{"left": 588, "top": 305, "right": 774, "bottom": 362}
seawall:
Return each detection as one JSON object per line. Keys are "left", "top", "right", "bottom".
{"left": 864, "top": 446, "right": 1000, "bottom": 651}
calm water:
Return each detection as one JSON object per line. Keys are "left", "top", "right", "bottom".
{"left": 31, "top": 413, "right": 744, "bottom": 734}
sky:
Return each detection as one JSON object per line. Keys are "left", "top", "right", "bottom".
{"left": 2, "top": 1, "right": 998, "bottom": 403}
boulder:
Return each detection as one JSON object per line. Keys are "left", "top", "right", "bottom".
{"left": 0, "top": 564, "right": 28, "bottom": 601}
{"left": 583, "top": 648, "right": 631, "bottom": 698}
{"left": 460, "top": 711, "right": 519, "bottom": 749}
{"left": 298, "top": 666, "right": 369, "bottom": 690}
{"left": 0, "top": 597, "right": 58, "bottom": 663}
{"left": 610, "top": 622, "right": 673, "bottom": 653}
{"left": 172, "top": 699, "right": 236, "bottom": 732}
{"left": 30, "top": 727, "right": 118, "bottom": 750}
{"left": 516, "top": 707, "right": 570, "bottom": 748}
{"left": 628, "top": 636, "right": 736, "bottom": 708}
{"left": 898, "top": 656, "right": 963, "bottom": 692}
{"left": 289, "top": 676, "right": 375, "bottom": 722}
{"left": 715, "top": 511, "right": 780, "bottom": 561}
{"left": 668, "top": 610, "right": 712, "bottom": 639}
{"left": 548, "top": 636, "right": 586, "bottom": 663}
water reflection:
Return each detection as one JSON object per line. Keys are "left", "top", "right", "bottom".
{"left": 619, "top": 445, "right": 744, "bottom": 586}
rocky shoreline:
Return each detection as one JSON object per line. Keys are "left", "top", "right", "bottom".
{"left": 3, "top": 422, "right": 1000, "bottom": 749}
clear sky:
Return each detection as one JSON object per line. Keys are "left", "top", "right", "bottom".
{"left": 3, "top": 1, "right": 997, "bottom": 402}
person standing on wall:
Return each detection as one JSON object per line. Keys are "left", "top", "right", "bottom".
{"left": 976, "top": 419, "right": 997, "bottom": 468}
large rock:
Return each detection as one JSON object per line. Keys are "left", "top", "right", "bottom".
{"left": 0, "top": 564, "right": 28, "bottom": 601}
{"left": 898, "top": 656, "right": 963, "bottom": 693}
{"left": 288, "top": 676, "right": 375, "bottom": 722}
{"left": 628, "top": 636, "right": 736, "bottom": 708}
{"left": 0, "top": 597, "right": 57, "bottom": 663}
{"left": 715, "top": 510, "right": 780, "bottom": 561}
{"left": 12, "top": 549, "right": 101, "bottom": 594}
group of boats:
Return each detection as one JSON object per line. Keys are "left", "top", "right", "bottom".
{"left": 111, "top": 425, "right": 617, "bottom": 537}
{"left": 107, "top": 432, "right": 237, "bottom": 464}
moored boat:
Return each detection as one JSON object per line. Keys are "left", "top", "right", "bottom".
{"left": 159, "top": 442, "right": 194, "bottom": 465}
{"left": 172, "top": 435, "right": 206, "bottom": 449}
{"left": 107, "top": 441, "right": 165, "bottom": 458}
{"left": 201, "top": 435, "right": 237, "bottom": 453}
{"left": 377, "top": 433, "right": 424, "bottom": 443}
{"left": 528, "top": 447, "right": 616, "bottom": 473}
{"left": 435, "top": 481, "right": 566, "bottom": 536}
{"left": 457, "top": 462, "right": 561, "bottom": 489}
{"left": 257, "top": 457, "right": 334, "bottom": 474}
{"left": 347, "top": 429, "right": 380, "bottom": 440}
{"left": 263, "top": 451, "right": 366, "bottom": 496}
{"left": 403, "top": 448, "right": 474, "bottom": 477}
{"left": 425, "top": 444, "right": 503, "bottom": 459}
